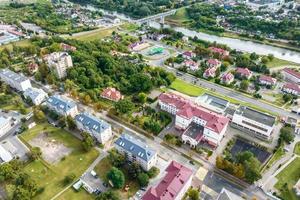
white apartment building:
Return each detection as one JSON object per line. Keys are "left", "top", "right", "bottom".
{"left": 46, "top": 95, "right": 78, "bottom": 117}
{"left": 114, "top": 134, "right": 157, "bottom": 171}
{"left": 231, "top": 106, "right": 276, "bottom": 141}
{"left": 0, "top": 69, "right": 32, "bottom": 92}
{"left": 158, "top": 93, "right": 229, "bottom": 147}
{"left": 44, "top": 52, "right": 73, "bottom": 79}
{"left": 23, "top": 87, "right": 48, "bottom": 105}
{"left": 75, "top": 113, "right": 113, "bottom": 144}
{"left": 0, "top": 117, "right": 11, "bottom": 138}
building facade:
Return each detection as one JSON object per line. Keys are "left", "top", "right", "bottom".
{"left": 24, "top": 87, "right": 48, "bottom": 105}
{"left": 44, "top": 52, "right": 73, "bottom": 79}
{"left": 0, "top": 117, "right": 11, "bottom": 138}
{"left": 142, "top": 161, "right": 193, "bottom": 200}
{"left": 231, "top": 106, "right": 276, "bottom": 141}
{"left": 158, "top": 93, "right": 229, "bottom": 147}
{"left": 46, "top": 95, "right": 78, "bottom": 117}
{"left": 114, "top": 134, "right": 157, "bottom": 171}
{"left": 0, "top": 69, "right": 32, "bottom": 92}
{"left": 75, "top": 113, "right": 112, "bottom": 144}
{"left": 282, "top": 68, "right": 300, "bottom": 84}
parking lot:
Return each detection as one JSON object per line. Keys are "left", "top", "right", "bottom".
{"left": 0, "top": 136, "right": 29, "bottom": 161}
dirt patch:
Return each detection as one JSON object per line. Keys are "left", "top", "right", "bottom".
{"left": 29, "top": 132, "right": 72, "bottom": 164}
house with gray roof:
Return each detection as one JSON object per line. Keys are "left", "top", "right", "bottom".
{"left": 75, "top": 113, "right": 112, "bottom": 144}
{"left": 24, "top": 87, "right": 48, "bottom": 105}
{"left": 114, "top": 134, "right": 157, "bottom": 171}
{"left": 0, "top": 68, "right": 32, "bottom": 92}
{"left": 46, "top": 95, "right": 78, "bottom": 117}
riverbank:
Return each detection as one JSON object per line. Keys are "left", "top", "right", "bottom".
{"left": 165, "top": 8, "right": 300, "bottom": 53}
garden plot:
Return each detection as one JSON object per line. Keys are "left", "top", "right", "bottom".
{"left": 29, "top": 132, "right": 72, "bottom": 164}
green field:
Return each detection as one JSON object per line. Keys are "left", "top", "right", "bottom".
{"left": 170, "top": 79, "right": 277, "bottom": 116}
{"left": 294, "top": 142, "right": 300, "bottom": 155}
{"left": 94, "top": 156, "right": 139, "bottom": 199}
{"left": 275, "top": 157, "right": 300, "bottom": 200}
{"left": 20, "top": 123, "right": 99, "bottom": 200}
{"left": 165, "top": 7, "right": 189, "bottom": 26}
{"left": 69, "top": 27, "right": 116, "bottom": 41}
{"left": 261, "top": 146, "right": 284, "bottom": 172}
{"left": 266, "top": 57, "right": 299, "bottom": 68}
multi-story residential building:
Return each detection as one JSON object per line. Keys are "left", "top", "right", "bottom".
{"left": 142, "top": 161, "right": 193, "bottom": 200}
{"left": 221, "top": 72, "right": 234, "bottom": 84}
{"left": 0, "top": 117, "right": 11, "bottom": 138}
{"left": 114, "top": 134, "right": 157, "bottom": 171}
{"left": 282, "top": 83, "right": 300, "bottom": 96}
{"left": 158, "top": 93, "right": 230, "bottom": 147}
{"left": 44, "top": 52, "right": 73, "bottom": 79}
{"left": 0, "top": 69, "right": 31, "bottom": 92}
{"left": 46, "top": 95, "right": 78, "bottom": 117}
{"left": 282, "top": 68, "right": 300, "bottom": 84}
{"left": 203, "top": 67, "right": 218, "bottom": 79}
{"left": 235, "top": 67, "right": 253, "bottom": 79}
{"left": 259, "top": 75, "right": 277, "bottom": 86}
{"left": 100, "top": 87, "right": 123, "bottom": 102}
{"left": 23, "top": 87, "right": 48, "bottom": 105}
{"left": 75, "top": 113, "right": 112, "bottom": 144}
{"left": 231, "top": 106, "right": 276, "bottom": 141}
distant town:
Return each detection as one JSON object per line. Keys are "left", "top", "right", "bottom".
{"left": 0, "top": 0, "right": 299, "bottom": 200}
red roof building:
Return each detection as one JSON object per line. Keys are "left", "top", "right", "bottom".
{"left": 182, "top": 51, "right": 196, "bottom": 59}
{"left": 208, "top": 47, "right": 229, "bottom": 57}
{"left": 183, "top": 60, "right": 199, "bottom": 71}
{"left": 207, "top": 59, "right": 221, "bottom": 68}
{"left": 142, "top": 161, "right": 193, "bottom": 200}
{"left": 221, "top": 72, "right": 234, "bottom": 84}
{"left": 282, "top": 83, "right": 300, "bottom": 96}
{"left": 203, "top": 67, "right": 217, "bottom": 79}
{"left": 282, "top": 68, "right": 300, "bottom": 84}
{"left": 259, "top": 75, "right": 277, "bottom": 86}
{"left": 101, "top": 87, "right": 123, "bottom": 102}
{"left": 236, "top": 67, "right": 252, "bottom": 79}
{"left": 60, "top": 43, "right": 77, "bottom": 52}
{"left": 27, "top": 62, "right": 38, "bottom": 74}
{"left": 158, "top": 93, "right": 229, "bottom": 146}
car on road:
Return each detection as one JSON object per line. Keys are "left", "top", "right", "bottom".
{"left": 189, "top": 160, "right": 195, "bottom": 165}
{"left": 176, "top": 71, "right": 184, "bottom": 76}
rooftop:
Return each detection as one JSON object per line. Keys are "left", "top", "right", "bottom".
{"left": 0, "top": 145, "right": 13, "bottom": 164}
{"left": 183, "top": 123, "right": 204, "bottom": 142}
{"left": 114, "top": 134, "right": 156, "bottom": 162}
{"left": 283, "top": 68, "right": 300, "bottom": 79}
{"left": 0, "top": 68, "right": 29, "bottom": 83}
{"left": 24, "top": 87, "right": 47, "bottom": 101}
{"left": 75, "top": 113, "right": 110, "bottom": 134}
{"left": 47, "top": 95, "right": 77, "bottom": 113}
{"left": 235, "top": 106, "right": 275, "bottom": 127}
{"left": 217, "top": 188, "right": 244, "bottom": 200}
{"left": 142, "top": 161, "right": 193, "bottom": 200}
{"left": 0, "top": 116, "right": 9, "bottom": 128}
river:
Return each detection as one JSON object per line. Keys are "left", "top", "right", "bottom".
{"left": 87, "top": 5, "right": 300, "bottom": 64}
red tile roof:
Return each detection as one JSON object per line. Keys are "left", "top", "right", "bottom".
{"left": 184, "top": 60, "right": 198, "bottom": 67}
{"left": 207, "top": 59, "right": 220, "bottom": 66}
{"left": 283, "top": 68, "right": 300, "bottom": 79}
{"left": 221, "top": 72, "right": 234, "bottom": 82}
{"left": 101, "top": 87, "right": 123, "bottom": 101}
{"left": 142, "top": 161, "right": 193, "bottom": 200}
{"left": 236, "top": 67, "right": 252, "bottom": 77}
{"left": 283, "top": 83, "right": 300, "bottom": 93}
{"left": 208, "top": 47, "right": 229, "bottom": 56}
{"left": 204, "top": 67, "right": 217, "bottom": 77}
{"left": 182, "top": 51, "right": 195, "bottom": 58}
{"left": 60, "top": 43, "right": 76, "bottom": 52}
{"left": 159, "top": 93, "right": 229, "bottom": 133}
{"left": 259, "top": 75, "right": 276, "bottom": 84}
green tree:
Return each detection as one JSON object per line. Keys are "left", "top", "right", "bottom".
{"left": 138, "top": 92, "right": 147, "bottom": 104}
{"left": 96, "top": 190, "right": 120, "bottom": 200}
{"left": 147, "top": 167, "right": 160, "bottom": 178}
{"left": 240, "top": 80, "right": 249, "bottom": 91}
{"left": 28, "top": 147, "right": 42, "bottom": 161}
{"left": 236, "top": 151, "right": 254, "bottom": 164}
{"left": 244, "top": 157, "right": 261, "bottom": 184}
{"left": 279, "top": 126, "right": 294, "bottom": 144}
{"left": 66, "top": 116, "right": 76, "bottom": 130}
{"left": 114, "top": 99, "right": 134, "bottom": 114}
{"left": 107, "top": 167, "right": 125, "bottom": 189}
{"left": 81, "top": 132, "right": 94, "bottom": 152}
{"left": 282, "top": 94, "right": 293, "bottom": 103}
{"left": 63, "top": 173, "right": 76, "bottom": 185}
{"left": 33, "top": 108, "right": 46, "bottom": 122}
{"left": 188, "top": 188, "right": 200, "bottom": 200}
{"left": 137, "top": 173, "right": 149, "bottom": 187}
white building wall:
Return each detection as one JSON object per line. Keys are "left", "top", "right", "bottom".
{"left": 175, "top": 115, "right": 192, "bottom": 129}
{"left": 0, "top": 118, "right": 11, "bottom": 137}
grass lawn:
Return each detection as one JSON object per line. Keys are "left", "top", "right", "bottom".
{"left": 20, "top": 123, "right": 99, "bottom": 200}
{"left": 266, "top": 57, "right": 299, "bottom": 68}
{"left": 275, "top": 157, "right": 300, "bottom": 200}
{"left": 69, "top": 27, "right": 117, "bottom": 41}
{"left": 261, "top": 146, "right": 285, "bottom": 172}
{"left": 0, "top": 93, "right": 30, "bottom": 113}
{"left": 121, "top": 23, "right": 139, "bottom": 32}
{"left": 165, "top": 7, "right": 189, "bottom": 26}
{"left": 0, "top": 39, "right": 32, "bottom": 51}
{"left": 57, "top": 188, "right": 94, "bottom": 200}
{"left": 94, "top": 156, "right": 139, "bottom": 199}
{"left": 170, "top": 79, "right": 277, "bottom": 116}
{"left": 294, "top": 142, "right": 300, "bottom": 155}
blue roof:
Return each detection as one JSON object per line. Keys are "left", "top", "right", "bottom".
{"left": 47, "top": 95, "right": 76, "bottom": 113}
{"left": 0, "top": 68, "right": 28, "bottom": 82}
{"left": 75, "top": 113, "right": 111, "bottom": 134}
{"left": 114, "top": 134, "right": 156, "bottom": 162}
